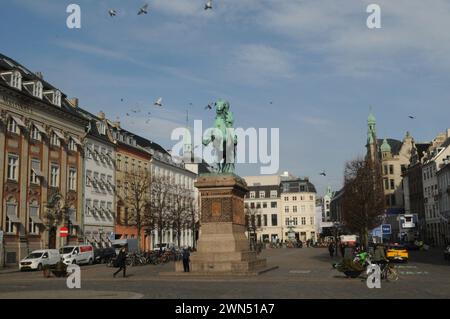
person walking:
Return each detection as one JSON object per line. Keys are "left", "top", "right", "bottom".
{"left": 328, "top": 242, "right": 335, "bottom": 257}
{"left": 113, "top": 248, "right": 127, "bottom": 278}
{"left": 182, "top": 247, "right": 191, "bottom": 272}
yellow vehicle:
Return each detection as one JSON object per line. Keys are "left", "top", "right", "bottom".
{"left": 386, "top": 244, "right": 409, "bottom": 262}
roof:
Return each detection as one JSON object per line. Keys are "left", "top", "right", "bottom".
{"left": 0, "top": 53, "right": 87, "bottom": 123}
{"left": 377, "top": 138, "right": 402, "bottom": 155}
{"left": 280, "top": 178, "right": 317, "bottom": 193}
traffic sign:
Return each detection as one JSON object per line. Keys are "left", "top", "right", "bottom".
{"left": 60, "top": 226, "right": 69, "bottom": 237}
{"left": 382, "top": 224, "right": 391, "bottom": 235}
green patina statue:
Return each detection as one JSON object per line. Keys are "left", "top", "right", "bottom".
{"left": 202, "top": 99, "right": 237, "bottom": 174}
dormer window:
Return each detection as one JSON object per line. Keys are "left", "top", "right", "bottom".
{"left": 43, "top": 90, "right": 62, "bottom": 107}
{"left": 30, "top": 126, "right": 41, "bottom": 141}
{"left": 0, "top": 70, "right": 22, "bottom": 90}
{"left": 97, "top": 122, "right": 106, "bottom": 135}
{"left": 23, "top": 80, "right": 43, "bottom": 99}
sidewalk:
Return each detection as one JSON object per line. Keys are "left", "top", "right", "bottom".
{"left": 0, "top": 267, "right": 19, "bottom": 275}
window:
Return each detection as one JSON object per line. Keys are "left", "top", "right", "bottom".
{"left": 116, "top": 158, "right": 122, "bottom": 171}
{"left": 384, "top": 178, "right": 389, "bottom": 190}
{"left": 271, "top": 202, "right": 277, "bottom": 208}
{"left": 107, "top": 202, "right": 113, "bottom": 215}
{"left": 107, "top": 175, "right": 113, "bottom": 189}
{"left": 1, "top": 70, "right": 22, "bottom": 89}
{"left": 285, "top": 206, "right": 289, "bottom": 213}
{"left": 284, "top": 196, "right": 289, "bottom": 201}
{"left": 401, "top": 165, "right": 406, "bottom": 173}
{"left": 301, "top": 205, "right": 305, "bottom": 213}
{"left": 28, "top": 202, "right": 39, "bottom": 234}
{"left": 98, "top": 122, "right": 106, "bottom": 135}
{"left": 68, "top": 139, "right": 77, "bottom": 152}
{"left": 7, "top": 117, "right": 19, "bottom": 134}
{"left": 93, "top": 172, "right": 100, "bottom": 189}
{"left": 292, "top": 218, "right": 298, "bottom": 226}
{"left": 6, "top": 200, "right": 18, "bottom": 233}
{"left": 249, "top": 192, "right": 255, "bottom": 199}
{"left": 86, "top": 199, "right": 91, "bottom": 216}
{"left": 292, "top": 196, "right": 297, "bottom": 201}
{"left": 68, "top": 168, "right": 77, "bottom": 191}
{"left": 293, "top": 206, "right": 298, "bottom": 213}
{"left": 263, "top": 215, "right": 268, "bottom": 226}
{"left": 390, "top": 179, "right": 395, "bottom": 190}
{"left": 301, "top": 217, "right": 306, "bottom": 225}
{"left": 86, "top": 170, "right": 92, "bottom": 186}
{"left": 250, "top": 202, "right": 255, "bottom": 209}
{"left": 271, "top": 214, "right": 278, "bottom": 226}
{"left": 300, "top": 196, "right": 304, "bottom": 201}
{"left": 7, "top": 154, "right": 19, "bottom": 181}
{"left": 285, "top": 218, "right": 290, "bottom": 226}
{"left": 256, "top": 215, "right": 261, "bottom": 227}
{"left": 256, "top": 203, "right": 261, "bottom": 209}
{"left": 309, "top": 195, "right": 314, "bottom": 201}
{"left": 310, "top": 217, "right": 314, "bottom": 225}
{"left": 384, "top": 165, "right": 388, "bottom": 175}
{"left": 391, "top": 194, "right": 396, "bottom": 206}
{"left": 30, "top": 159, "right": 41, "bottom": 185}
{"left": 50, "top": 133, "right": 60, "bottom": 147}
{"left": 389, "top": 165, "right": 394, "bottom": 175}
{"left": 30, "top": 126, "right": 41, "bottom": 141}
{"left": 259, "top": 191, "right": 266, "bottom": 198}
{"left": 270, "top": 190, "right": 278, "bottom": 198}
{"left": 50, "top": 164, "right": 59, "bottom": 187}
{"left": 263, "top": 202, "right": 267, "bottom": 209}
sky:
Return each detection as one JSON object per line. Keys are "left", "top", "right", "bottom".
{"left": 1, "top": 0, "right": 450, "bottom": 196}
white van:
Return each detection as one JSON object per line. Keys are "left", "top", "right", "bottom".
{"left": 19, "top": 249, "right": 60, "bottom": 271}
{"left": 60, "top": 245, "right": 94, "bottom": 265}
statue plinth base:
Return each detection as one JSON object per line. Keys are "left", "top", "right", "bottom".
{"left": 172, "top": 174, "right": 271, "bottom": 275}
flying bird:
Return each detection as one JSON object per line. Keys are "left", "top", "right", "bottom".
{"left": 205, "top": 102, "right": 214, "bottom": 110}
{"left": 147, "top": 112, "right": 151, "bottom": 115}
{"left": 126, "top": 113, "right": 130, "bottom": 117}
{"left": 108, "top": 9, "right": 117, "bottom": 17}
{"left": 408, "top": 115, "right": 415, "bottom": 119}
{"left": 269, "top": 101, "right": 273, "bottom": 105}
{"left": 146, "top": 119, "right": 151, "bottom": 124}
{"left": 319, "top": 171, "right": 327, "bottom": 177}
{"left": 204, "top": 0, "right": 213, "bottom": 10}
{"left": 138, "top": 4, "right": 149, "bottom": 15}
{"left": 154, "top": 97, "right": 163, "bottom": 107}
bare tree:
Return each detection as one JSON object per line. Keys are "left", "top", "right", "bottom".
{"left": 185, "top": 196, "right": 199, "bottom": 250}
{"left": 169, "top": 185, "right": 191, "bottom": 247}
{"left": 342, "top": 157, "right": 385, "bottom": 249}
{"left": 121, "top": 168, "right": 152, "bottom": 252}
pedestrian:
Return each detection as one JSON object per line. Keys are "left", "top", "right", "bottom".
{"left": 113, "top": 247, "right": 127, "bottom": 278}
{"left": 328, "top": 242, "right": 335, "bottom": 257}
{"left": 182, "top": 246, "right": 190, "bottom": 272}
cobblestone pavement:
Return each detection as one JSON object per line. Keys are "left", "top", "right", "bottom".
{"left": 0, "top": 247, "right": 449, "bottom": 299}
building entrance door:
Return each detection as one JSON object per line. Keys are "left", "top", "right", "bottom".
{"left": 48, "top": 227, "right": 57, "bottom": 249}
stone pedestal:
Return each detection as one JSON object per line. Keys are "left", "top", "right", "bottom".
{"left": 177, "top": 174, "right": 269, "bottom": 275}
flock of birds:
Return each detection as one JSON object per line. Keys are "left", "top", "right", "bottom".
{"left": 108, "top": 1, "right": 213, "bottom": 17}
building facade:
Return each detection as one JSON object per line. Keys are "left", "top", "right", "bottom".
{"left": 0, "top": 54, "right": 87, "bottom": 265}
{"left": 437, "top": 161, "right": 450, "bottom": 246}
{"left": 78, "top": 110, "right": 116, "bottom": 248}
{"left": 280, "top": 177, "right": 318, "bottom": 242}
{"left": 244, "top": 179, "right": 282, "bottom": 243}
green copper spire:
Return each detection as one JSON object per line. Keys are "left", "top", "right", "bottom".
{"left": 380, "top": 138, "right": 391, "bottom": 153}
{"left": 367, "top": 107, "right": 377, "bottom": 145}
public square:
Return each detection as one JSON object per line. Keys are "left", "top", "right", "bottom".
{"left": 1, "top": 247, "right": 449, "bottom": 299}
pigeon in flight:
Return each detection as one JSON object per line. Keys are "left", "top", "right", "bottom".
{"left": 319, "top": 171, "right": 326, "bottom": 177}
{"left": 109, "top": 10, "right": 117, "bottom": 17}
{"left": 408, "top": 115, "right": 415, "bottom": 119}
{"left": 204, "top": 0, "right": 213, "bottom": 10}
{"left": 205, "top": 102, "right": 214, "bottom": 110}
{"left": 154, "top": 97, "right": 163, "bottom": 107}
{"left": 138, "top": 4, "right": 149, "bottom": 15}
{"left": 147, "top": 112, "right": 151, "bottom": 115}
{"left": 126, "top": 113, "right": 130, "bottom": 117}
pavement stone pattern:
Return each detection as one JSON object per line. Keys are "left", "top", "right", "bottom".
{"left": 0, "top": 248, "right": 449, "bottom": 299}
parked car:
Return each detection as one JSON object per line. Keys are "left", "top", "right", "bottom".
{"left": 60, "top": 245, "right": 94, "bottom": 265}
{"left": 19, "top": 249, "right": 60, "bottom": 271}
{"left": 444, "top": 245, "right": 450, "bottom": 260}
{"left": 386, "top": 243, "right": 409, "bottom": 262}
{"left": 94, "top": 247, "right": 116, "bottom": 264}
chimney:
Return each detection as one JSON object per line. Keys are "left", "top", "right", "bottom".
{"left": 35, "top": 72, "right": 43, "bottom": 79}
{"left": 98, "top": 111, "right": 105, "bottom": 120}
{"left": 68, "top": 98, "right": 79, "bottom": 108}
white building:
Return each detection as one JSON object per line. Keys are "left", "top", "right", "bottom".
{"left": 422, "top": 133, "right": 450, "bottom": 246}
{"left": 148, "top": 148, "right": 197, "bottom": 249}
{"left": 244, "top": 175, "right": 282, "bottom": 243}
{"left": 280, "top": 177, "right": 318, "bottom": 242}
{"left": 79, "top": 110, "right": 116, "bottom": 248}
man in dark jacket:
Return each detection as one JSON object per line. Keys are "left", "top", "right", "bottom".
{"left": 113, "top": 248, "right": 127, "bottom": 278}
{"left": 328, "top": 242, "right": 335, "bottom": 257}
{"left": 182, "top": 247, "right": 190, "bottom": 272}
